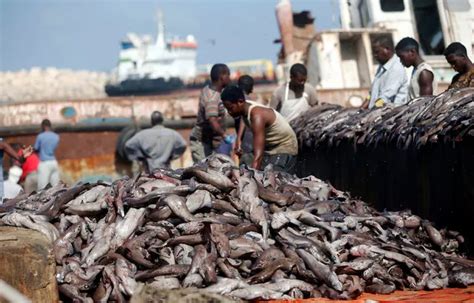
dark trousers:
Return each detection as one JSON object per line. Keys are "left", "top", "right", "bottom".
{"left": 262, "top": 153, "right": 297, "bottom": 174}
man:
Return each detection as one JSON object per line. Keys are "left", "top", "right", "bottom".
{"left": 234, "top": 75, "right": 255, "bottom": 167}
{"left": 362, "top": 36, "right": 408, "bottom": 109}
{"left": 190, "top": 63, "right": 233, "bottom": 163}
{"left": 270, "top": 63, "right": 318, "bottom": 122}
{"left": 0, "top": 139, "right": 31, "bottom": 201}
{"left": 444, "top": 42, "right": 474, "bottom": 89}
{"left": 221, "top": 85, "right": 298, "bottom": 173}
{"left": 396, "top": 37, "right": 437, "bottom": 100}
{"left": 125, "top": 111, "right": 186, "bottom": 173}
{"left": 35, "top": 119, "right": 60, "bottom": 190}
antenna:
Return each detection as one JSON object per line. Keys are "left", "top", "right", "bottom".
{"left": 156, "top": 9, "right": 165, "bottom": 48}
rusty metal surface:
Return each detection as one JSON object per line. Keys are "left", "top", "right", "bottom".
{"left": 0, "top": 85, "right": 387, "bottom": 128}
{"left": 2, "top": 128, "right": 194, "bottom": 184}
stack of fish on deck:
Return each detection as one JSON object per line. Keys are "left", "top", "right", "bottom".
{"left": 0, "top": 154, "right": 473, "bottom": 301}
{"left": 292, "top": 88, "right": 474, "bottom": 149}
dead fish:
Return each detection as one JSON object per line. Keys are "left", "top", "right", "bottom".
{"left": 115, "top": 255, "right": 137, "bottom": 296}
{"left": 148, "top": 277, "right": 181, "bottom": 290}
{"left": 138, "top": 179, "right": 177, "bottom": 194}
{"left": 148, "top": 205, "right": 172, "bottom": 221}
{"left": 182, "top": 273, "right": 204, "bottom": 288}
{"left": 135, "top": 264, "right": 191, "bottom": 281}
{"left": 160, "top": 195, "right": 195, "bottom": 222}
{"left": 54, "top": 222, "right": 82, "bottom": 264}
{"left": 448, "top": 267, "right": 474, "bottom": 287}
{"left": 199, "top": 248, "right": 218, "bottom": 284}
{"left": 184, "top": 167, "right": 235, "bottom": 192}
{"left": 335, "top": 258, "right": 374, "bottom": 274}
{"left": 250, "top": 247, "right": 285, "bottom": 271}
{"left": 205, "top": 277, "right": 248, "bottom": 295}
{"left": 66, "top": 185, "right": 108, "bottom": 206}
{"left": 264, "top": 278, "right": 314, "bottom": 293}
{"left": 423, "top": 221, "right": 444, "bottom": 247}
{"left": 1, "top": 212, "right": 59, "bottom": 242}
{"left": 229, "top": 237, "right": 263, "bottom": 259}
{"left": 59, "top": 284, "right": 93, "bottom": 303}
{"left": 257, "top": 183, "right": 292, "bottom": 206}
{"left": 176, "top": 221, "right": 205, "bottom": 235}
{"left": 210, "top": 224, "right": 230, "bottom": 258}
{"left": 174, "top": 244, "right": 194, "bottom": 265}
{"left": 365, "top": 282, "right": 396, "bottom": 294}
{"left": 111, "top": 208, "right": 146, "bottom": 249}
{"left": 83, "top": 222, "right": 115, "bottom": 267}
{"left": 247, "top": 258, "right": 295, "bottom": 284}
{"left": 226, "top": 222, "right": 260, "bottom": 240}
{"left": 124, "top": 185, "right": 192, "bottom": 207}
{"left": 297, "top": 249, "right": 343, "bottom": 292}
{"left": 211, "top": 199, "right": 239, "bottom": 215}
{"left": 228, "top": 285, "right": 290, "bottom": 300}
{"left": 186, "top": 244, "right": 207, "bottom": 275}
{"left": 65, "top": 199, "right": 107, "bottom": 216}
{"left": 185, "top": 190, "right": 212, "bottom": 213}
{"left": 217, "top": 258, "right": 242, "bottom": 280}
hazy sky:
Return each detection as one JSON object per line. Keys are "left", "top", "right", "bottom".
{"left": 0, "top": 0, "right": 340, "bottom": 72}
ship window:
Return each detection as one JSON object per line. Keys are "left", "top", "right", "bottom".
{"left": 413, "top": 0, "right": 445, "bottom": 55}
{"left": 380, "top": 0, "right": 405, "bottom": 11}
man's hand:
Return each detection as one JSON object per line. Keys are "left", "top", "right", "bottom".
{"left": 361, "top": 95, "right": 370, "bottom": 109}
{"left": 234, "top": 139, "right": 243, "bottom": 157}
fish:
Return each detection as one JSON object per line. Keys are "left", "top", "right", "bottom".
{"left": 135, "top": 264, "right": 191, "bottom": 281}
{"left": 0, "top": 150, "right": 471, "bottom": 301}
{"left": 148, "top": 277, "right": 181, "bottom": 290}
{"left": 297, "top": 249, "right": 343, "bottom": 292}
{"left": 160, "top": 195, "right": 195, "bottom": 222}
{"left": 54, "top": 222, "right": 82, "bottom": 264}
{"left": 228, "top": 285, "right": 290, "bottom": 300}
{"left": 247, "top": 258, "right": 295, "bottom": 284}
{"left": 111, "top": 208, "right": 146, "bottom": 249}
{"left": 184, "top": 167, "right": 235, "bottom": 192}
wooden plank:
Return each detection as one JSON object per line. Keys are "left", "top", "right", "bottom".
{"left": 0, "top": 227, "right": 58, "bottom": 303}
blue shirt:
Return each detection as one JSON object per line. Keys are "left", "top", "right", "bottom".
{"left": 34, "top": 131, "right": 60, "bottom": 161}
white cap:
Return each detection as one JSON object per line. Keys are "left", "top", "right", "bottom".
{"left": 8, "top": 166, "right": 22, "bottom": 184}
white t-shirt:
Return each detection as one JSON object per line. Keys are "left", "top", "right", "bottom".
{"left": 3, "top": 180, "right": 22, "bottom": 200}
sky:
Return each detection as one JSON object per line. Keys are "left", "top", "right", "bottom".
{"left": 0, "top": 0, "right": 340, "bottom": 72}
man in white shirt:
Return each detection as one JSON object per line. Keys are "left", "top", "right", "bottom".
{"left": 362, "top": 36, "right": 408, "bottom": 109}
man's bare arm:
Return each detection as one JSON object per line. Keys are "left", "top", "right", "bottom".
{"left": 418, "top": 70, "right": 434, "bottom": 96}
{"left": 234, "top": 118, "right": 246, "bottom": 156}
{"left": 0, "top": 142, "right": 20, "bottom": 161}
{"left": 208, "top": 117, "right": 226, "bottom": 137}
{"left": 250, "top": 109, "right": 267, "bottom": 170}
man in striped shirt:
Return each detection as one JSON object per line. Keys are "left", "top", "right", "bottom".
{"left": 190, "top": 64, "right": 233, "bottom": 163}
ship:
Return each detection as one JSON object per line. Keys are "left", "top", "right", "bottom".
{"left": 105, "top": 11, "right": 198, "bottom": 96}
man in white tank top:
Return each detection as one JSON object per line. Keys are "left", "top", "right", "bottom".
{"left": 221, "top": 85, "right": 298, "bottom": 173}
{"left": 270, "top": 64, "right": 318, "bottom": 122}
{"left": 395, "top": 37, "right": 437, "bottom": 101}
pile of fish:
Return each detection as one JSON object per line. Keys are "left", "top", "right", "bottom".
{"left": 1, "top": 154, "right": 473, "bottom": 301}
{"left": 292, "top": 88, "right": 474, "bottom": 149}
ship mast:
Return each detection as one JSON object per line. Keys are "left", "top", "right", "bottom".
{"left": 156, "top": 10, "right": 165, "bottom": 48}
